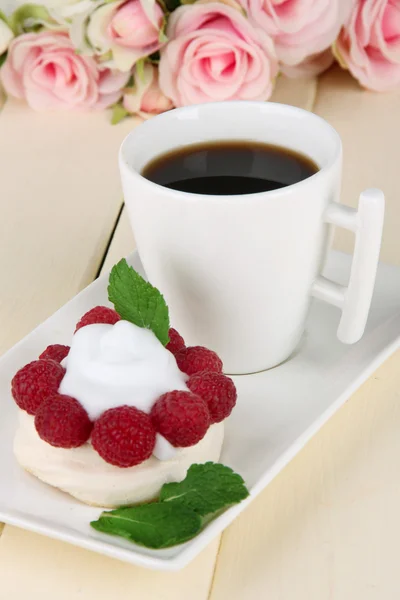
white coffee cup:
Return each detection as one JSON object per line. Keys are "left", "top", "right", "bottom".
{"left": 119, "top": 101, "right": 384, "bottom": 375}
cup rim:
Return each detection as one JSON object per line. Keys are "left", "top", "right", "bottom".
{"left": 119, "top": 101, "right": 342, "bottom": 203}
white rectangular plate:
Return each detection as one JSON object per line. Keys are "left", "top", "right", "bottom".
{"left": 0, "top": 251, "right": 399, "bottom": 571}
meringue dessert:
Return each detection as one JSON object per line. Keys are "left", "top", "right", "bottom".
{"left": 11, "top": 260, "right": 236, "bottom": 507}
{"left": 14, "top": 409, "right": 224, "bottom": 507}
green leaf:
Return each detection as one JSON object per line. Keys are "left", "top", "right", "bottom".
{"left": 159, "top": 29, "right": 168, "bottom": 43}
{"left": 110, "top": 103, "right": 129, "bottom": 125}
{"left": 108, "top": 258, "right": 170, "bottom": 345}
{"left": 148, "top": 50, "right": 160, "bottom": 64}
{"left": 0, "top": 10, "right": 10, "bottom": 25}
{"left": 0, "top": 52, "right": 7, "bottom": 68}
{"left": 160, "top": 462, "right": 249, "bottom": 516}
{"left": 125, "top": 74, "right": 134, "bottom": 88}
{"left": 158, "top": 14, "right": 168, "bottom": 43}
{"left": 164, "top": 0, "right": 181, "bottom": 10}
{"left": 156, "top": 0, "right": 167, "bottom": 11}
{"left": 10, "top": 4, "right": 54, "bottom": 34}
{"left": 98, "top": 50, "right": 113, "bottom": 63}
{"left": 135, "top": 57, "right": 145, "bottom": 82}
{"left": 91, "top": 503, "right": 201, "bottom": 549}
{"left": 90, "top": 463, "right": 249, "bottom": 549}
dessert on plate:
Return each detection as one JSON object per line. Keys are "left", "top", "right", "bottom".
{"left": 11, "top": 260, "right": 236, "bottom": 507}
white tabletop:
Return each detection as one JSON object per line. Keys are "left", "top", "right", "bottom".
{"left": 0, "top": 67, "right": 399, "bottom": 600}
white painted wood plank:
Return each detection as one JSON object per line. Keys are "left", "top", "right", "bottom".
{"left": 0, "top": 99, "right": 138, "bottom": 355}
{"left": 0, "top": 102, "right": 218, "bottom": 598}
{"left": 271, "top": 74, "right": 317, "bottom": 111}
{"left": 313, "top": 66, "right": 400, "bottom": 266}
{"left": 210, "top": 352, "right": 400, "bottom": 600}
{"left": 209, "top": 68, "right": 400, "bottom": 600}
{"left": 0, "top": 527, "right": 220, "bottom": 600}
{"left": 2, "top": 70, "right": 399, "bottom": 600}
{"left": 100, "top": 208, "right": 136, "bottom": 274}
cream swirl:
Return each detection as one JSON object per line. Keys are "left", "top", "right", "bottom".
{"left": 59, "top": 320, "right": 188, "bottom": 421}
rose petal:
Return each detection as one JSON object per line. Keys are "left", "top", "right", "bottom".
{"left": 159, "top": 1, "right": 277, "bottom": 105}
{"left": 336, "top": 0, "right": 400, "bottom": 92}
{"left": 1, "top": 30, "right": 125, "bottom": 110}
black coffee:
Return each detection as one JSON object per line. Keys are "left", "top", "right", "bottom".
{"left": 142, "top": 140, "right": 319, "bottom": 195}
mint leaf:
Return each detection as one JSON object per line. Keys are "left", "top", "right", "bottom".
{"left": 160, "top": 462, "right": 249, "bottom": 516}
{"left": 91, "top": 502, "right": 201, "bottom": 549}
{"left": 90, "top": 463, "right": 249, "bottom": 549}
{"left": 108, "top": 259, "right": 170, "bottom": 345}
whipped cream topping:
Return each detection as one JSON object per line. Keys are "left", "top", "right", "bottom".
{"left": 59, "top": 320, "right": 188, "bottom": 421}
{"left": 153, "top": 433, "right": 178, "bottom": 461}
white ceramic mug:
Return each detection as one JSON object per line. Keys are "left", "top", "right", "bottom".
{"left": 119, "top": 102, "right": 385, "bottom": 375}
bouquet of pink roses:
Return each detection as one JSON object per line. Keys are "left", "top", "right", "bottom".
{"left": 0, "top": 0, "right": 398, "bottom": 122}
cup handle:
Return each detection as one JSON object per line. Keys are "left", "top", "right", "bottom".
{"left": 311, "top": 188, "right": 385, "bottom": 344}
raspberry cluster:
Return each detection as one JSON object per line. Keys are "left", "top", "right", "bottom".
{"left": 11, "top": 307, "right": 236, "bottom": 468}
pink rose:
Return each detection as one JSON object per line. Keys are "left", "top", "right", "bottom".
{"left": 159, "top": 1, "right": 278, "bottom": 106}
{"left": 123, "top": 64, "right": 173, "bottom": 119}
{"left": 84, "top": 0, "right": 165, "bottom": 72}
{"left": 335, "top": 0, "right": 400, "bottom": 92}
{"left": 1, "top": 31, "right": 127, "bottom": 110}
{"left": 243, "top": 0, "right": 350, "bottom": 69}
{"left": 108, "top": 0, "right": 163, "bottom": 48}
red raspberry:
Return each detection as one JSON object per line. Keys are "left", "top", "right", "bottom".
{"left": 188, "top": 372, "right": 237, "bottom": 424}
{"left": 166, "top": 328, "right": 185, "bottom": 355}
{"left": 92, "top": 406, "right": 156, "bottom": 468}
{"left": 175, "top": 346, "right": 223, "bottom": 376}
{"left": 151, "top": 391, "right": 210, "bottom": 447}
{"left": 11, "top": 360, "right": 65, "bottom": 415}
{"left": 75, "top": 306, "right": 120, "bottom": 332}
{"left": 35, "top": 394, "right": 92, "bottom": 448}
{"left": 39, "top": 344, "right": 70, "bottom": 363}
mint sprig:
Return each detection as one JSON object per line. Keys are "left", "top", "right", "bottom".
{"left": 91, "top": 503, "right": 201, "bottom": 550}
{"left": 90, "top": 462, "right": 249, "bottom": 549}
{"left": 108, "top": 259, "right": 170, "bottom": 346}
{"left": 160, "top": 462, "right": 249, "bottom": 516}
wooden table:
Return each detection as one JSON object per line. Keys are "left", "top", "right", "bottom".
{"left": 0, "top": 66, "right": 399, "bottom": 600}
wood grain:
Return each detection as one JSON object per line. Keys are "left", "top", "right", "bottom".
{"left": 1, "top": 70, "right": 399, "bottom": 600}
{"left": 0, "top": 102, "right": 219, "bottom": 599}
{"left": 314, "top": 66, "right": 400, "bottom": 266}
{"left": 270, "top": 73, "right": 317, "bottom": 111}
{"left": 0, "top": 528, "right": 220, "bottom": 600}
{"left": 208, "top": 68, "right": 400, "bottom": 600}
{"left": 209, "top": 352, "right": 400, "bottom": 600}
{"left": 0, "top": 99, "right": 138, "bottom": 356}
{"left": 100, "top": 207, "right": 136, "bottom": 274}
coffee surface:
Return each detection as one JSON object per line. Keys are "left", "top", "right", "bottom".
{"left": 142, "top": 141, "right": 319, "bottom": 195}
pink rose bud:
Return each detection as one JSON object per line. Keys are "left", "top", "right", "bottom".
{"left": 0, "top": 32, "right": 128, "bottom": 110}
{"left": 123, "top": 64, "right": 173, "bottom": 118}
{"left": 85, "top": 0, "right": 165, "bottom": 72}
{"left": 242, "top": 0, "right": 350, "bottom": 69}
{"left": 159, "top": 1, "right": 278, "bottom": 106}
{"left": 108, "top": 0, "right": 164, "bottom": 49}
{"left": 335, "top": 0, "right": 400, "bottom": 92}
